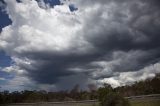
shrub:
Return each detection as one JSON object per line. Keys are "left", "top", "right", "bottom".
{"left": 101, "top": 93, "right": 130, "bottom": 106}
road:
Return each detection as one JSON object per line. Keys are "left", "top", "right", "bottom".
{"left": 4, "top": 94, "right": 160, "bottom": 106}
{"left": 6, "top": 100, "right": 98, "bottom": 106}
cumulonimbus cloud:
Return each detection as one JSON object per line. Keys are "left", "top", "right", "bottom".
{"left": 0, "top": 0, "right": 160, "bottom": 90}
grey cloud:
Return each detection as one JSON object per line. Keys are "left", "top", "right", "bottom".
{"left": 1, "top": 0, "right": 160, "bottom": 89}
{"left": 71, "top": 0, "right": 160, "bottom": 81}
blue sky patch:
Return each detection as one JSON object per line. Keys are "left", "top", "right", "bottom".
{"left": 69, "top": 4, "right": 78, "bottom": 12}
{"left": 0, "top": 2, "right": 12, "bottom": 32}
{"left": 0, "top": 51, "right": 11, "bottom": 68}
{"left": 39, "top": 0, "right": 61, "bottom": 7}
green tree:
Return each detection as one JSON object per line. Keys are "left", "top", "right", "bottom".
{"left": 98, "top": 84, "right": 130, "bottom": 106}
{"left": 101, "top": 93, "right": 130, "bottom": 106}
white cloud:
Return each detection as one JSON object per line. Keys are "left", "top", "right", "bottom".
{"left": 0, "top": 0, "right": 160, "bottom": 90}
{"left": 0, "top": 77, "right": 5, "bottom": 80}
{"left": 1, "top": 75, "right": 32, "bottom": 91}
{"left": 0, "top": 0, "right": 92, "bottom": 55}
{"left": 0, "top": 0, "right": 93, "bottom": 90}
{"left": 98, "top": 62, "right": 160, "bottom": 87}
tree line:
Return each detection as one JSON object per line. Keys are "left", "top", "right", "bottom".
{"left": 0, "top": 74, "right": 160, "bottom": 104}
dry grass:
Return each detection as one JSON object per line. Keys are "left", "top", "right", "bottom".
{"left": 130, "top": 99, "right": 160, "bottom": 106}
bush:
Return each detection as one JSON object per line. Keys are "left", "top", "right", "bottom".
{"left": 101, "top": 93, "right": 130, "bottom": 106}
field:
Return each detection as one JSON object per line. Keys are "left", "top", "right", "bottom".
{"left": 82, "top": 99, "right": 160, "bottom": 106}
{"left": 130, "top": 99, "right": 160, "bottom": 106}
{"left": 2, "top": 98, "right": 160, "bottom": 106}
{"left": 77, "top": 99, "right": 160, "bottom": 106}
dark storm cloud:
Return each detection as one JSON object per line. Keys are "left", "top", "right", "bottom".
{"left": 76, "top": 0, "right": 160, "bottom": 73}
{"left": 1, "top": 0, "right": 160, "bottom": 88}
{"left": 16, "top": 50, "right": 102, "bottom": 84}
{"left": 18, "top": 0, "right": 160, "bottom": 83}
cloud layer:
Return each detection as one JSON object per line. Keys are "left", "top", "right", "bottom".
{"left": 0, "top": 0, "right": 160, "bottom": 90}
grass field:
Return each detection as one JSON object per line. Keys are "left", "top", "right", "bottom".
{"left": 81, "top": 99, "right": 160, "bottom": 106}
{"left": 130, "top": 99, "right": 160, "bottom": 106}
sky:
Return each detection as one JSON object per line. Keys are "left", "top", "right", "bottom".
{"left": 0, "top": 0, "right": 160, "bottom": 91}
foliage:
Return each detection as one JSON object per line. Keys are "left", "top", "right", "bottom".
{"left": 115, "top": 74, "right": 160, "bottom": 96}
{"left": 98, "top": 84, "right": 129, "bottom": 106}
{"left": 0, "top": 74, "right": 160, "bottom": 104}
{"left": 98, "top": 84, "right": 113, "bottom": 103}
{"left": 101, "top": 93, "right": 130, "bottom": 106}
